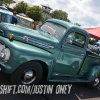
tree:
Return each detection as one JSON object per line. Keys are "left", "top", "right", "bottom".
{"left": 13, "top": 1, "right": 28, "bottom": 13}
{"left": 42, "top": 15, "right": 51, "bottom": 21}
{"left": 89, "top": 38, "right": 99, "bottom": 45}
{"left": 0, "top": 0, "right": 12, "bottom": 6}
{"left": 74, "top": 23, "right": 81, "bottom": 26}
{"left": 0, "top": 0, "right": 4, "bottom": 5}
{"left": 51, "top": 10, "right": 70, "bottom": 22}
{"left": 4, "top": 0, "right": 11, "bottom": 6}
{"left": 26, "top": 6, "right": 43, "bottom": 21}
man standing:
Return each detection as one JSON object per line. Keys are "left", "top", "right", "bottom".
{"left": 12, "top": 11, "right": 18, "bottom": 24}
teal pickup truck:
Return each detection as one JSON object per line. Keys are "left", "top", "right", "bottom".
{"left": 0, "top": 19, "right": 100, "bottom": 88}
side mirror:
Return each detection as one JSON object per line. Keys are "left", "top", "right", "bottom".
{"left": 66, "top": 39, "right": 73, "bottom": 44}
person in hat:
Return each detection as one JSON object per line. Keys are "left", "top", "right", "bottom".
{"left": 12, "top": 11, "right": 18, "bottom": 24}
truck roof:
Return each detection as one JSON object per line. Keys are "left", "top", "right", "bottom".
{"left": 16, "top": 14, "right": 34, "bottom": 22}
{"left": 47, "top": 18, "right": 75, "bottom": 28}
{"left": 47, "top": 18, "right": 90, "bottom": 37}
{"left": 0, "top": 9, "right": 13, "bottom": 15}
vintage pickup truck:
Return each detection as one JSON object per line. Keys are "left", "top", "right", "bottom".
{"left": 0, "top": 18, "right": 100, "bottom": 88}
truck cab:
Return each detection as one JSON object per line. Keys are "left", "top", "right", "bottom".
{"left": 0, "top": 9, "right": 13, "bottom": 23}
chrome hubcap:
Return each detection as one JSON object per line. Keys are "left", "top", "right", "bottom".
{"left": 21, "top": 69, "right": 37, "bottom": 84}
{"left": 24, "top": 70, "right": 33, "bottom": 79}
{"left": 93, "top": 77, "right": 100, "bottom": 86}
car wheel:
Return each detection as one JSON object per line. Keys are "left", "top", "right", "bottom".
{"left": 11, "top": 61, "right": 43, "bottom": 85}
{"left": 87, "top": 76, "right": 100, "bottom": 88}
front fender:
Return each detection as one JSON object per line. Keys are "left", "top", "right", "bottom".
{"left": 0, "top": 37, "right": 56, "bottom": 74}
{"left": 87, "top": 65, "right": 100, "bottom": 81}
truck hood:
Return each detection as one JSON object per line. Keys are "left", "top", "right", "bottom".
{"left": 0, "top": 23, "right": 59, "bottom": 53}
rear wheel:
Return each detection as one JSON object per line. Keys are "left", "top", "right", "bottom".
{"left": 87, "top": 76, "right": 100, "bottom": 88}
{"left": 11, "top": 61, "right": 43, "bottom": 85}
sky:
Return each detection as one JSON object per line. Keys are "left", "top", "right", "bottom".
{"left": 20, "top": 0, "right": 100, "bottom": 28}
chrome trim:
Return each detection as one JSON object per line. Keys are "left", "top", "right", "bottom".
{"left": 18, "top": 36, "right": 23, "bottom": 39}
{"left": 18, "top": 36, "right": 54, "bottom": 48}
{"left": 93, "top": 77, "right": 100, "bottom": 86}
{"left": 21, "top": 69, "right": 37, "bottom": 84}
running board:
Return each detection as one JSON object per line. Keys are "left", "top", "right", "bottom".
{"left": 49, "top": 76, "right": 90, "bottom": 82}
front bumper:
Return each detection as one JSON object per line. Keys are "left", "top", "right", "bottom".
{"left": 0, "top": 56, "right": 22, "bottom": 74}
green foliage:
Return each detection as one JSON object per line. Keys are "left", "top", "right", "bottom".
{"left": 42, "top": 15, "right": 51, "bottom": 21}
{"left": 11, "top": 1, "right": 80, "bottom": 25}
{"left": 4, "top": 0, "right": 10, "bottom": 5}
{"left": 13, "top": 1, "right": 28, "bottom": 13}
{"left": 89, "top": 39, "right": 99, "bottom": 45}
{"left": 0, "top": 0, "right": 11, "bottom": 6}
{"left": 51, "top": 10, "right": 70, "bottom": 22}
{"left": 0, "top": 0, "right": 3, "bottom": 5}
{"left": 74, "top": 23, "right": 81, "bottom": 26}
{"left": 26, "top": 6, "right": 43, "bottom": 21}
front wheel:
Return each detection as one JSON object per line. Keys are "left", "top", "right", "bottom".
{"left": 11, "top": 62, "right": 43, "bottom": 85}
{"left": 87, "top": 76, "right": 100, "bottom": 88}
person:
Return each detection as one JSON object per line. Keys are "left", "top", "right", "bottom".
{"left": 12, "top": 11, "right": 18, "bottom": 24}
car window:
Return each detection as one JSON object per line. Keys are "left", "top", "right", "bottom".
{"left": 0, "top": 13, "right": 7, "bottom": 22}
{"left": 1, "top": 14, "right": 6, "bottom": 22}
{"left": 66, "top": 32, "right": 86, "bottom": 48}
{"left": 17, "top": 17, "right": 31, "bottom": 27}
{"left": 7, "top": 15, "right": 12, "bottom": 23}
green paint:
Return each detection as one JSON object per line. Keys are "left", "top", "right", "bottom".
{"left": 0, "top": 19, "right": 100, "bottom": 83}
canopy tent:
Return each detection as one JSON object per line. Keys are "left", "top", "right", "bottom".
{"left": 84, "top": 28, "right": 100, "bottom": 40}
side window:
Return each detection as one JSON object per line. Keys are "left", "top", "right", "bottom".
{"left": 7, "top": 15, "right": 12, "bottom": 23}
{"left": 17, "top": 17, "right": 31, "bottom": 27}
{"left": 66, "top": 32, "right": 86, "bottom": 48}
{"left": 1, "top": 14, "right": 6, "bottom": 22}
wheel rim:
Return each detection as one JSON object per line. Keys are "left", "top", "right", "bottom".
{"left": 93, "top": 77, "right": 100, "bottom": 87}
{"left": 21, "top": 69, "right": 37, "bottom": 84}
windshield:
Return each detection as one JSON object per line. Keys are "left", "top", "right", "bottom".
{"left": 0, "top": 13, "right": 7, "bottom": 22}
{"left": 17, "top": 17, "right": 31, "bottom": 27}
{"left": 0, "top": 13, "right": 12, "bottom": 23}
{"left": 39, "top": 21, "right": 67, "bottom": 40}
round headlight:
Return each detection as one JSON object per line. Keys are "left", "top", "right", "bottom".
{"left": 1, "top": 52, "right": 5, "bottom": 58}
{"left": 0, "top": 48, "right": 10, "bottom": 61}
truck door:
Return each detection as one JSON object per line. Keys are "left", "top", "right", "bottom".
{"left": 54, "top": 31, "right": 87, "bottom": 75}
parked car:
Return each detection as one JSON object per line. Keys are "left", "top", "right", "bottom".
{"left": 0, "top": 9, "right": 36, "bottom": 29}
{"left": 16, "top": 14, "right": 35, "bottom": 29}
{"left": 0, "top": 19, "right": 100, "bottom": 88}
{"left": 0, "top": 6, "right": 9, "bottom": 11}
{"left": 88, "top": 42, "right": 100, "bottom": 54}
{"left": 94, "top": 41, "right": 100, "bottom": 46}
{"left": 18, "top": 13, "right": 29, "bottom": 17}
